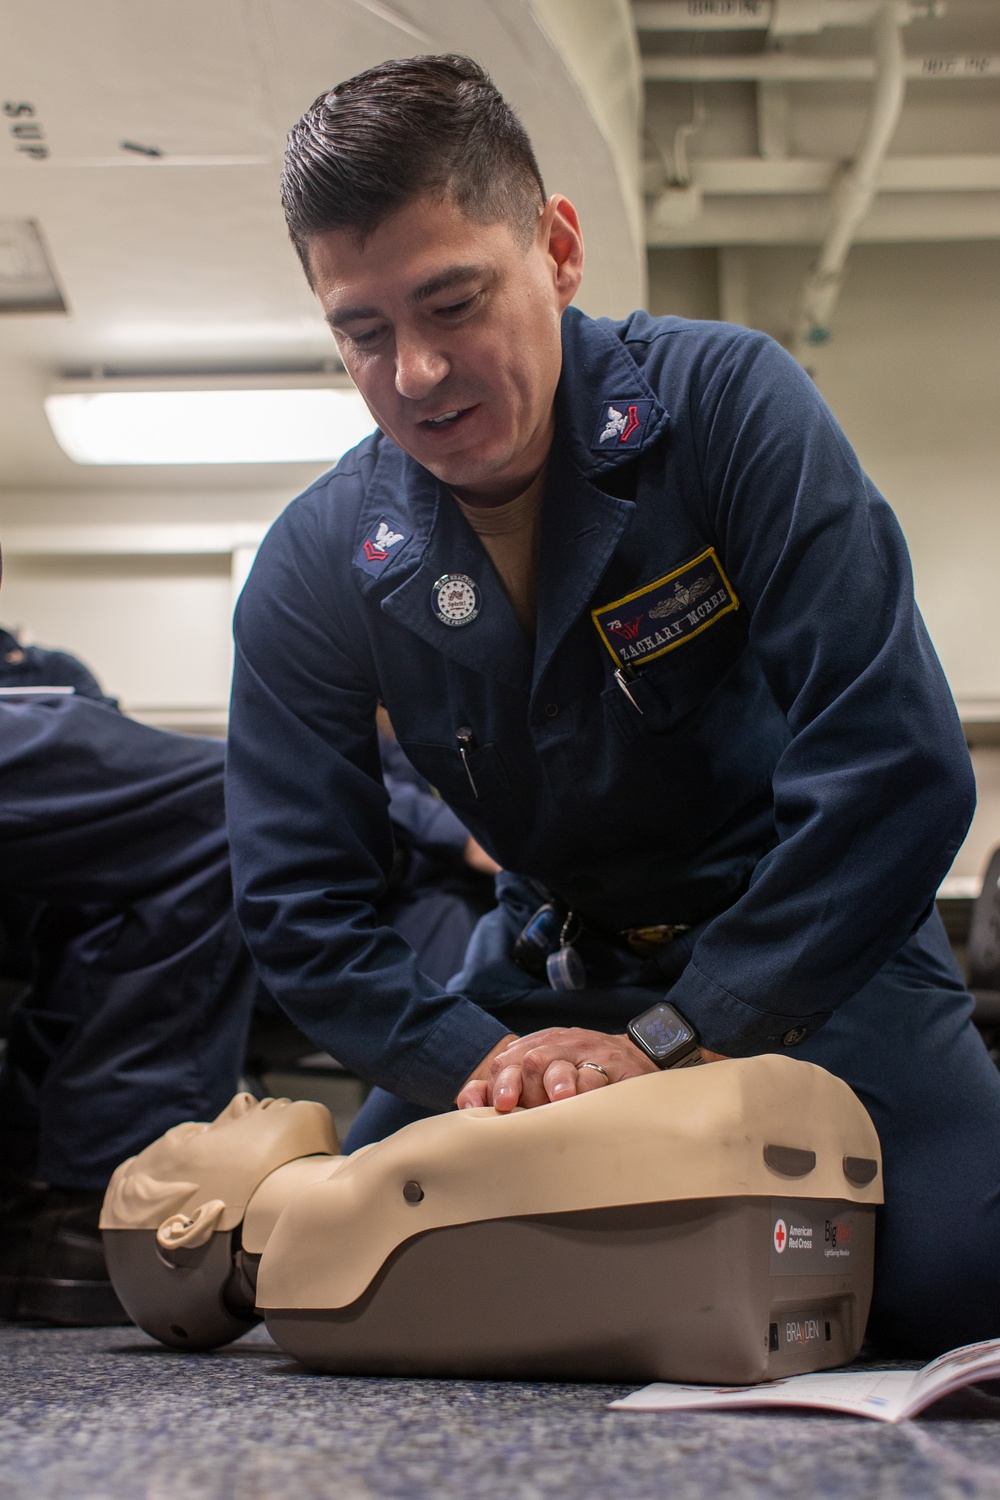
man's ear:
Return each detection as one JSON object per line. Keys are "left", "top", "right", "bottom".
{"left": 540, "top": 194, "right": 584, "bottom": 310}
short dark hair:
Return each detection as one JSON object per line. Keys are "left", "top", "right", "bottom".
{"left": 281, "top": 54, "right": 546, "bottom": 279}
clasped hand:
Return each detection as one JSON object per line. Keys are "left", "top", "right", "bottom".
{"left": 455, "top": 1026, "right": 661, "bottom": 1112}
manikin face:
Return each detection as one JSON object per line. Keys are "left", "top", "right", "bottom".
{"left": 307, "top": 191, "right": 584, "bottom": 505}
{"left": 151, "top": 1092, "right": 322, "bottom": 1171}
{"left": 101, "top": 1093, "right": 338, "bottom": 1235}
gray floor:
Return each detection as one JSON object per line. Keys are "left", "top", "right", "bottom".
{"left": 3, "top": 1325, "right": 1000, "bottom": 1499}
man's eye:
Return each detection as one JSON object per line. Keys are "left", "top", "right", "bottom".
{"left": 437, "top": 294, "right": 479, "bottom": 318}
{"left": 349, "top": 327, "right": 386, "bottom": 347}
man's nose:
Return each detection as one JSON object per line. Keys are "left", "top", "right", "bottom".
{"left": 394, "top": 336, "right": 448, "bottom": 401}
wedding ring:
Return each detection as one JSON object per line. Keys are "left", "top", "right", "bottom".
{"left": 578, "top": 1061, "right": 609, "bottom": 1081}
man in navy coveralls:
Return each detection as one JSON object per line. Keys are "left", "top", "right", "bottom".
{"left": 227, "top": 54, "right": 1000, "bottom": 1355}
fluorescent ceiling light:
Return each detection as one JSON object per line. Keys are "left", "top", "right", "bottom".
{"left": 45, "top": 385, "right": 376, "bottom": 465}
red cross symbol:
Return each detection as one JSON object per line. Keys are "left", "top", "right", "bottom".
{"left": 773, "top": 1219, "right": 787, "bottom": 1253}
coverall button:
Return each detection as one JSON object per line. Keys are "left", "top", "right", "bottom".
{"left": 544, "top": 702, "right": 560, "bottom": 718}
{"left": 782, "top": 1026, "right": 808, "bottom": 1047}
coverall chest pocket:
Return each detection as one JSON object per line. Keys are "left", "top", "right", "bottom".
{"left": 395, "top": 739, "right": 529, "bottom": 852}
{"left": 603, "top": 620, "right": 745, "bottom": 743}
{"left": 595, "top": 638, "right": 785, "bottom": 852}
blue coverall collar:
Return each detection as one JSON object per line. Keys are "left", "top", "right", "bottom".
{"left": 528, "top": 308, "right": 672, "bottom": 691}
{"left": 352, "top": 308, "right": 671, "bottom": 694}
{"left": 379, "top": 466, "right": 535, "bottom": 691}
{"left": 555, "top": 305, "right": 671, "bottom": 476}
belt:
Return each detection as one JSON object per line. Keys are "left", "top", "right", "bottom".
{"left": 548, "top": 910, "right": 691, "bottom": 958}
{"left": 513, "top": 886, "right": 693, "bottom": 981}
{"left": 618, "top": 923, "right": 691, "bottom": 956}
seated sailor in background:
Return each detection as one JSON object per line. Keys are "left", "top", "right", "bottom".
{"left": 0, "top": 582, "right": 260, "bottom": 1326}
{"left": 0, "top": 624, "right": 118, "bottom": 708}
{"left": 226, "top": 55, "right": 1000, "bottom": 1356}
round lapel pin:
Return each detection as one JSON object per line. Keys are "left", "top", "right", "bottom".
{"left": 431, "top": 573, "right": 481, "bottom": 628}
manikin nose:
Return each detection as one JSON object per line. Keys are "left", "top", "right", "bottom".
{"left": 394, "top": 339, "right": 448, "bottom": 401}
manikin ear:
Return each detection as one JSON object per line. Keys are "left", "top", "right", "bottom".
{"left": 539, "top": 194, "right": 584, "bottom": 312}
{"left": 156, "top": 1198, "right": 227, "bottom": 1253}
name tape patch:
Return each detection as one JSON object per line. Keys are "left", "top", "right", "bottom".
{"left": 591, "top": 547, "right": 739, "bottom": 669}
{"left": 591, "top": 398, "right": 654, "bottom": 453}
{"left": 353, "top": 518, "right": 411, "bottom": 578}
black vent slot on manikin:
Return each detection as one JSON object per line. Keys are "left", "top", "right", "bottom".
{"left": 842, "top": 1156, "right": 879, "bottom": 1186}
{"left": 763, "top": 1144, "right": 816, "bottom": 1178}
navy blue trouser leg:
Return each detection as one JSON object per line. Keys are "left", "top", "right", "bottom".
{"left": 795, "top": 909, "right": 1000, "bottom": 1356}
{"left": 380, "top": 886, "right": 483, "bottom": 990}
{"left": 2, "top": 863, "right": 255, "bottom": 1189}
{"left": 344, "top": 1088, "right": 437, "bottom": 1150}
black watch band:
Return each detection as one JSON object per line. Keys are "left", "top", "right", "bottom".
{"left": 627, "top": 1000, "right": 702, "bottom": 1069}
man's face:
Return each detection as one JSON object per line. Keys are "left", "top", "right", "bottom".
{"left": 307, "top": 192, "right": 583, "bottom": 504}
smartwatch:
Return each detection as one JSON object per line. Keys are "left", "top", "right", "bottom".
{"left": 627, "top": 1000, "right": 702, "bottom": 1069}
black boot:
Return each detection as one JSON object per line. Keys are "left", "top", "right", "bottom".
{"left": 0, "top": 1173, "right": 130, "bottom": 1326}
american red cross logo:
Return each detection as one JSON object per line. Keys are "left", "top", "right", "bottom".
{"left": 773, "top": 1219, "right": 787, "bottom": 1253}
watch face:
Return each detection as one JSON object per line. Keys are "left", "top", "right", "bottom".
{"left": 632, "top": 1003, "right": 695, "bottom": 1061}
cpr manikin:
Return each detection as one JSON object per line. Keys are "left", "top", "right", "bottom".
{"left": 100, "top": 1056, "right": 882, "bottom": 1383}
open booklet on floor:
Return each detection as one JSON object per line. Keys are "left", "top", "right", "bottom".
{"left": 609, "top": 1338, "right": 1000, "bottom": 1424}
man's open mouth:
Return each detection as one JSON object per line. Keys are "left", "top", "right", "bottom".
{"left": 420, "top": 406, "right": 474, "bottom": 431}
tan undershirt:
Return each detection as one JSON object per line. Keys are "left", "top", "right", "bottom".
{"left": 452, "top": 466, "right": 546, "bottom": 637}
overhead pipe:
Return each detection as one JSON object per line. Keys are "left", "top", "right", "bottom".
{"left": 642, "top": 53, "right": 993, "bottom": 81}
{"left": 643, "top": 153, "right": 1000, "bottom": 195}
{"left": 634, "top": 0, "right": 941, "bottom": 31}
{"left": 792, "top": 1, "right": 906, "bottom": 357}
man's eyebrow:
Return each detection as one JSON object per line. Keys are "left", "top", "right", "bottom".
{"left": 326, "top": 264, "right": 488, "bottom": 329}
{"left": 326, "top": 303, "right": 378, "bottom": 329}
{"left": 410, "top": 264, "right": 487, "bottom": 304}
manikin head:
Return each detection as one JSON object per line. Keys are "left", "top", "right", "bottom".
{"left": 100, "top": 1092, "right": 337, "bottom": 1247}
{"left": 281, "top": 54, "right": 584, "bottom": 504}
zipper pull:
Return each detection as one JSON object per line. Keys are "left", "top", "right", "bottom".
{"left": 614, "top": 667, "right": 644, "bottom": 715}
{"left": 456, "top": 725, "right": 480, "bottom": 797}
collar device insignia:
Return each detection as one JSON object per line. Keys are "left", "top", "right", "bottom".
{"left": 353, "top": 518, "right": 411, "bottom": 577}
{"left": 592, "top": 547, "right": 739, "bottom": 669}
{"left": 591, "top": 399, "right": 654, "bottom": 453}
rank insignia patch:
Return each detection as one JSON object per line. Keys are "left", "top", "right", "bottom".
{"left": 591, "top": 398, "right": 654, "bottom": 452}
{"left": 353, "top": 518, "right": 411, "bottom": 577}
{"left": 591, "top": 547, "right": 739, "bottom": 669}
